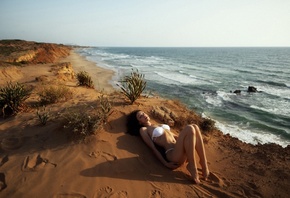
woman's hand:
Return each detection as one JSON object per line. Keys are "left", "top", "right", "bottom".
{"left": 165, "top": 161, "right": 180, "bottom": 169}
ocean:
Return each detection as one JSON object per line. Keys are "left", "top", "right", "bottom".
{"left": 76, "top": 47, "right": 290, "bottom": 148}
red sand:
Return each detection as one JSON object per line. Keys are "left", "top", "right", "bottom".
{"left": 0, "top": 41, "right": 290, "bottom": 197}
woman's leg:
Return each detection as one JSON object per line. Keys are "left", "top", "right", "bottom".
{"left": 167, "top": 125, "right": 200, "bottom": 183}
{"left": 191, "top": 124, "right": 209, "bottom": 179}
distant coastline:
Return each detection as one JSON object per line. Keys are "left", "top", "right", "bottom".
{"left": 75, "top": 46, "right": 290, "bottom": 147}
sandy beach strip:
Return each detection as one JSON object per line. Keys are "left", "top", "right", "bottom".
{"left": 63, "top": 49, "right": 115, "bottom": 93}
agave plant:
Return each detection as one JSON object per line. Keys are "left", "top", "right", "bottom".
{"left": 117, "top": 69, "right": 146, "bottom": 104}
{"left": 0, "top": 81, "right": 31, "bottom": 116}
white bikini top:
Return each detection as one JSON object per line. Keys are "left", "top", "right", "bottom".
{"left": 152, "top": 124, "right": 170, "bottom": 140}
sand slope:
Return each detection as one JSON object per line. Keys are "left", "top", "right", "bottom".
{"left": 1, "top": 41, "right": 290, "bottom": 198}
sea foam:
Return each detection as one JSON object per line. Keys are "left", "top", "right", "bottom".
{"left": 77, "top": 47, "right": 290, "bottom": 147}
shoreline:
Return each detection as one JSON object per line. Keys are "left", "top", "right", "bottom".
{"left": 63, "top": 50, "right": 115, "bottom": 93}
{"left": 70, "top": 47, "right": 290, "bottom": 149}
{"left": 74, "top": 47, "right": 290, "bottom": 148}
{"left": 1, "top": 40, "right": 290, "bottom": 197}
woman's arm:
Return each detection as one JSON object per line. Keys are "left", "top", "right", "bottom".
{"left": 173, "top": 133, "right": 178, "bottom": 141}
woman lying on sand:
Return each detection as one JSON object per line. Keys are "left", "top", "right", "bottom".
{"left": 127, "top": 110, "right": 210, "bottom": 184}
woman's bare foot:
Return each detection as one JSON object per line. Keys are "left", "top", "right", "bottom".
{"left": 202, "top": 168, "right": 210, "bottom": 181}
{"left": 200, "top": 161, "right": 210, "bottom": 180}
{"left": 186, "top": 164, "right": 200, "bottom": 184}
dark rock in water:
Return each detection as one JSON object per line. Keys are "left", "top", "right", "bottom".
{"left": 248, "top": 86, "right": 257, "bottom": 92}
{"left": 233, "top": 90, "right": 241, "bottom": 94}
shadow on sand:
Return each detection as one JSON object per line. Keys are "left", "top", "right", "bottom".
{"left": 80, "top": 156, "right": 191, "bottom": 184}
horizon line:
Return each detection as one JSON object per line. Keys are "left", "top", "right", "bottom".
{"left": 78, "top": 45, "right": 290, "bottom": 48}
{"left": 1, "top": 39, "right": 289, "bottom": 48}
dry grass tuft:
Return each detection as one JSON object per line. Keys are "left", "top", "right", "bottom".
{"left": 63, "top": 95, "right": 112, "bottom": 142}
{"left": 37, "top": 85, "right": 73, "bottom": 105}
{"left": 76, "top": 71, "right": 94, "bottom": 88}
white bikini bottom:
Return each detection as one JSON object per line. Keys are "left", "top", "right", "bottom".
{"left": 165, "top": 148, "right": 174, "bottom": 154}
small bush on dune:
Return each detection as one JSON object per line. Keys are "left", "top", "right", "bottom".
{"left": 0, "top": 81, "right": 31, "bottom": 116}
{"left": 38, "top": 85, "right": 72, "bottom": 105}
{"left": 117, "top": 69, "right": 146, "bottom": 104}
{"left": 63, "top": 95, "right": 112, "bottom": 142}
{"left": 76, "top": 71, "right": 94, "bottom": 88}
{"left": 36, "top": 106, "right": 50, "bottom": 125}
{"left": 200, "top": 118, "right": 216, "bottom": 133}
{"left": 64, "top": 111, "right": 101, "bottom": 141}
{"left": 97, "top": 94, "right": 112, "bottom": 122}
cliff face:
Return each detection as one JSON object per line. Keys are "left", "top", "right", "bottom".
{"left": 0, "top": 40, "right": 73, "bottom": 85}
{"left": 32, "top": 43, "right": 71, "bottom": 63}
{"left": 0, "top": 39, "right": 71, "bottom": 64}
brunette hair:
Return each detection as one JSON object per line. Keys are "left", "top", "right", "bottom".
{"left": 126, "top": 110, "right": 143, "bottom": 136}
{"left": 126, "top": 110, "right": 168, "bottom": 161}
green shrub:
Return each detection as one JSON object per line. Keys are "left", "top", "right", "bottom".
{"left": 117, "top": 69, "right": 146, "bottom": 104}
{"left": 36, "top": 106, "right": 50, "bottom": 125}
{"left": 63, "top": 110, "right": 101, "bottom": 142}
{"left": 63, "top": 96, "right": 111, "bottom": 142}
{"left": 0, "top": 81, "right": 31, "bottom": 116}
{"left": 200, "top": 118, "right": 216, "bottom": 133}
{"left": 97, "top": 94, "right": 111, "bottom": 122}
{"left": 38, "top": 85, "right": 72, "bottom": 105}
{"left": 76, "top": 71, "right": 94, "bottom": 88}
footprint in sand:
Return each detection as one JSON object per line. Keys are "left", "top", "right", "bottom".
{"left": 94, "top": 186, "right": 128, "bottom": 198}
{"left": 22, "top": 154, "right": 57, "bottom": 171}
{"left": 89, "top": 151, "right": 117, "bottom": 161}
{"left": 207, "top": 172, "right": 226, "bottom": 187}
{"left": 114, "top": 191, "right": 128, "bottom": 198}
{"left": 150, "top": 190, "right": 162, "bottom": 198}
{"left": 0, "top": 173, "right": 7, "bottom": 191}
{"left": 1, "top": 137, "right": 23, "bottom": 150}
{"left": 55, "top": 193, "right": 86, "bottom": 198}
{"left": 0, "top": 155, "right": 8, "bottom": 167}
{"left": 89, "top": 151, "right": 100, "bottom": 158}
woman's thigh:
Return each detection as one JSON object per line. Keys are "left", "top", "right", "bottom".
{"left": 167, "top": 125, "right": 195, "bottom": 163}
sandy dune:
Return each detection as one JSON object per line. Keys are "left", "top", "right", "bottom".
{"left": 0, "top": 41, "right": 290, "bottom": 197}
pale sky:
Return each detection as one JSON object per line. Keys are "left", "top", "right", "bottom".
{"left": 1, "top": 0, "right": 290, "bottom": 47}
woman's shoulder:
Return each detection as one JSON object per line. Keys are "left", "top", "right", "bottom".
{"left": 139, "top": 126, "right": 148, "bottom": 132}
{"left": 139, "top": 127, "right": 152, "bottom": 139}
